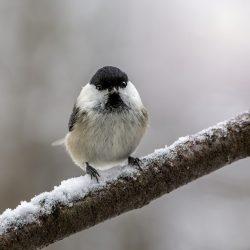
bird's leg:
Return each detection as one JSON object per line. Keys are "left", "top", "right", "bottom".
{"left": 128, "top": 156, "right": 142, "bottom": 171}
{"left": 86, "top": 162, "right": 100, "bottom": 182}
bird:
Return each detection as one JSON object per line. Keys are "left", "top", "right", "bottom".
{"left": 54, "top": 66, "right": 148, "bottom": 182}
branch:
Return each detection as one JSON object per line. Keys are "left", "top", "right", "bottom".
{"left": 0, "top": 111, "right": 249, "bottom": 250}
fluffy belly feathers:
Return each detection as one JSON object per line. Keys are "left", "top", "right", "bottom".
{"left": 65, "top": 110, "right": 147, "bottom": 169}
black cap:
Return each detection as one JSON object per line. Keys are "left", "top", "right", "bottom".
{"left": 90, "top": 66, "right": 128, "bottom": 91}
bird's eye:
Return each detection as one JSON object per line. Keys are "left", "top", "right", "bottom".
{"left": 96, "top": 85, "right": 102, "bottom": 91}
{"left": 121, "top": 81, "right": 127, "bottom": 88}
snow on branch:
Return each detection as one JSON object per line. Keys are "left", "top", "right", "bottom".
{"left": 0, "top": 111, "right": 249, "bottom": 250}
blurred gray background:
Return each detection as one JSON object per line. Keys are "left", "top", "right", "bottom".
{"left": 0, "top": 0, "right": 250, "bottom": 249}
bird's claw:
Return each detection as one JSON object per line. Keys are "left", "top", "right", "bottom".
{"left": 128, "top": 156, "right": 143, "bottom": 171}
{"left": 86, "top": 163, "right": 100, "bottom": 182}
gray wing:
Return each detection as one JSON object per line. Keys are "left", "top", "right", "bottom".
{"left": 68, "top": 104, "right": 80, "bottom": 132}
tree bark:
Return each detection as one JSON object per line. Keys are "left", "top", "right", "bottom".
{"left": 0, "top": 111, "right": 249, "bottom": 250}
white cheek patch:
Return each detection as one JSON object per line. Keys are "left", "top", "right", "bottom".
{"left": 77, "top": 83, "right": 108, "bottom": 111}
{"left": 120, "top": 81, "right": 143, "bottom": 109}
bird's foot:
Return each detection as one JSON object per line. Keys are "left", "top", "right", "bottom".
{"left": 86, "top": 163, "right": 100, "bottom": 182}
{"left": 128, "top": 156, "right": 142, "bottom": 171}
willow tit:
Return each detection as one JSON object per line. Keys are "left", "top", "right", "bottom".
{"left": 55, "top": 66, "right": 148, "bottom": 182}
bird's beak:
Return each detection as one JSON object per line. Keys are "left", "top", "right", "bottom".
{"left": 109, "top": 86, "right": 119, "bottom": 94}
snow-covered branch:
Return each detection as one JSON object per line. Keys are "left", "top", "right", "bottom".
{"left": 0, "top": 111, "right": 249, "bottom": 250}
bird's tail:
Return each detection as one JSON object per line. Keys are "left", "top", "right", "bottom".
{"left": 51, "top": 138, "right": 65, "bottom": 146}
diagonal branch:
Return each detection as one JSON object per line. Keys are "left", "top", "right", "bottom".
{"left": 0, "top": 111, "right": 249, "bottom": 250}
